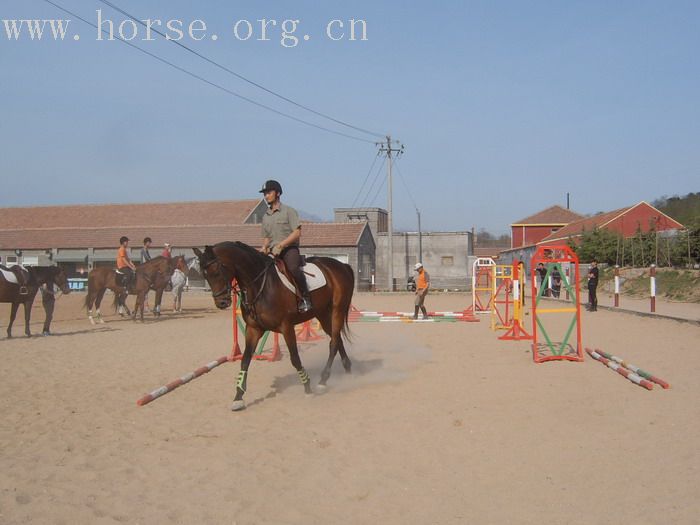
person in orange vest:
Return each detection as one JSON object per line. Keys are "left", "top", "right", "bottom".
{"left": 413, "top": 262, "right": 431, "bottom": 319}
{"left": 116, "top": 236, "right": 136, "bottom": 290}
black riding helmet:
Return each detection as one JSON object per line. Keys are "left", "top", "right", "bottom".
{"left": 259, "top": 180, "right": 282, "bottom": 195}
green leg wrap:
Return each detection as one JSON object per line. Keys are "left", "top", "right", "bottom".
{"left": 236, "top": 370, "right": 248, "bottom": 393}
{"left": 297, "top": 368, "right": 310, "bottom": 385}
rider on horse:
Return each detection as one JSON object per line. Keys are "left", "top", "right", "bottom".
{"left": 259, "top": 180, "right": 311, "bottom": 313}
{"left": 116, "top": 236, "right": 136, "bottom": 290}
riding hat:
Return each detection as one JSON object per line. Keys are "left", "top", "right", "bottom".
{"left": 414, "top": 262, "right": 423, "bottom": 270}
{"left": 259, "top": 180, "right": 283, "bottom": 195}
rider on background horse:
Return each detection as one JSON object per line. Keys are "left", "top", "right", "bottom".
{"left": 116, "top": 236, "right": 136, "bottom": 290}
{"left": 259, "top": 180, "right": 311, "bottom": 313}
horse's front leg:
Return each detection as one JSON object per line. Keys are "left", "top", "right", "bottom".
{"left": 282, "top": 326, "right": 312, "bottom": 395}
{"left": 42, "top": 295, "right": 55, "bottom": 335}
{"left": 134, "top": 292, "right": 145, "bottom": 322}
{"left": 154, "top": 288, "right": 164, "bottom": 317}
{"left": 7, "top": 302, "right": 19, "bottom": 338}
{"left": 23, "top": 299, "right": 33, "bottom": 337}
{"left": 231, "top": 325, "right": 263, "bottom": 412}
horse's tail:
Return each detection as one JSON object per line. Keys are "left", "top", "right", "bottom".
{"left": 112, "top": 291, "right": 121, "bottom": 311}
{"left": 340, "top": 263, "right": 355, "bottom": 344}
{"left": 83, "top": 275, "right": 93, "bottom": 311}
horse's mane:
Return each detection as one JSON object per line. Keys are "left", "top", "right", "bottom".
{"left": 216, "top": 241, "right": 267, "bottom": 263}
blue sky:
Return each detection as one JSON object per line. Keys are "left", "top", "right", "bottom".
{"left": 2, "top": 1, "right": 698, "bottom": 233}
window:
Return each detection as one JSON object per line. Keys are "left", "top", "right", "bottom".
{"left": 441, "top": 256, "right": 454, "bottom": 266}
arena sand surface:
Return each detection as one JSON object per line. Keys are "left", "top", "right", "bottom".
{"left": 1, "top": 291, "right": 698, "bottom": 524}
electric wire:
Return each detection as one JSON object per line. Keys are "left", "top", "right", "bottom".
{"left": 96, "top": 0, "right": 385, "bottom": 139}
{"left": 351, "top": 152, "right": 381, "bottom": 208}
{"left": 42, "top": 0, "right": 376, "bottom": 144}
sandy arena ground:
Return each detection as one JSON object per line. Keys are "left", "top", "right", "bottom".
{"left": 1, "top": 290, "right": 699, "bottom": 524}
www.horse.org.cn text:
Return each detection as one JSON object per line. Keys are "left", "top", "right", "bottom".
{"left": 2, "top": 10, "right": 370, "bottom": 48}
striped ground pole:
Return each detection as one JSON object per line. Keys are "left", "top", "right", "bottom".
{"left": 586, "top": 348, "right": 654, "bottom": 390}
{"left": 348, "top": 310, "right": 479, "bottom": 323}
{"left": 137, "top": 355, "right": 230, "bottom": 406}
{"left": 595, "top": 349, "right": 670, "bottom": 389}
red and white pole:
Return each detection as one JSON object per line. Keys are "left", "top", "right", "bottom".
{"left": 650, "top": 264, "right": 656, "bottom": 313}
{"left": 565, "top": 265, "right": 570, "bottom": 300}
{"left": 614, "top": 265, "right": 620, "bottom": 307}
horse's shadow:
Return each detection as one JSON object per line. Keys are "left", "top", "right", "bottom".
{"left": 45, "top": 326, "right": 116, "bottom": 337}
{"left": 246, "top": 357, "right": 385, "bottom": 408}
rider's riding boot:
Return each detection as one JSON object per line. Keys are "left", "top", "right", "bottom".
{"left": 413, "top": 305, "right": 420, "bottom": 320}
{"left": 299, "top": 294, "right": 312, "bottom": 313}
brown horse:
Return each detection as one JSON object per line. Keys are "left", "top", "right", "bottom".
{"left": 84, "top": 256, "right": 183, "bottom": 323}
{"left": 0, "top": 265, "right": 70, "bottom": 338}
{"left": 194, "top": 242, "right": 355, "bottom": 411}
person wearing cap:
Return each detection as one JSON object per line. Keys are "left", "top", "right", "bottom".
{"left": 140, "top": 237, "right": 153, "bottom": 312}
{"left": 162, "top": 243, "right": 172, "bottom": 259}
{"left": 140, "top": 237, "right": 152, "bottom": 263}
{"left": 116, "top": 236, "right": 136, "bottom": 289}
{"left": 413, "top": 262, "right": 431, "bottom": 319}
{"left": 259, "top": 180, "right": 311, "bottom": 313}
{"left": 587, "top": 259, "right": 599, "bottom": 312}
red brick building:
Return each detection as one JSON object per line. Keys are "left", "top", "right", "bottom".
{"left": 539, "top": 201, "right": 684, "bottom": 246}
{"left": 510, "top": 205, "right": 584, "bottom": 248}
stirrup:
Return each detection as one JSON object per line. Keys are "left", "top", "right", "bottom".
{"left": 298, "top": 297, "right": 312, "bottom": 313}
{"left": 19, "top": 286, "right": 29, "bottom": 295}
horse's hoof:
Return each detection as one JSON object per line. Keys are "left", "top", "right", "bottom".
{"left": 89, "top": 317, "right": 96, "bottom": 325}
{"left": 316, "top": 384, "right": 328, "bottom": 393}
{"left": 42, "top": 331, "right": 50, "bottom": 337}
{"left": 99, "top": 318, "right": 105, "bottom": 324}
{"left": 230, "top": 400, "right": 246, "bottom": 412}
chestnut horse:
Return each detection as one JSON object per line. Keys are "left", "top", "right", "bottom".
{"left": 0, "top": 265, "right": 70, "bottom": 338}
{"left": 194, "top": 242, "right": 354, "bottom": 411}
{"left": 84, "top": 255, "right": 183, "bottom": 323}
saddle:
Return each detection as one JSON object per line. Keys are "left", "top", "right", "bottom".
{"left": 0, "top": 264, "right": 30, "bottom": 294}
{"left": 115, "top": 268, "right": 135, "bottom": 290}
{"left": 273, "top": 258, "right": 327, "bottom": 296}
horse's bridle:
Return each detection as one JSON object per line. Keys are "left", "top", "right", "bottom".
{"left": 202, "top": 257, "right": 232, "bottom": 300}
{"left": 202, "top": 255, "right": 273, "bottom": 318}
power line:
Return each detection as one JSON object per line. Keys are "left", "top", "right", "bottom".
{"left": 369, "top": 170, "right": 387, "bottom": 207}
{"left": 96, "top": 0, "right": 385, "bottom": 139}
{"left": 42, "top": 0, "right": 376, "bottom": 144}
{"left": 351, "top": 152, "right": 380, "bottom": 208}
{"left": 359, "top": 156, "right": 386, "bottom": 207}
{"left": 394, "top": 159, "right": 419, "bottom": 210}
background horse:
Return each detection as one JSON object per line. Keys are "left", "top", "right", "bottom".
{"left": 170, "top": 257, "right": 191, "bottom": 313}
{"left": 0, "top": 266, "right": 70, "bottom": 338}
{"left": 85, "top": 256, "right": 183, "bottom": 323}
{"left": 194, "top": 242, "right": 354, "bottom": 411}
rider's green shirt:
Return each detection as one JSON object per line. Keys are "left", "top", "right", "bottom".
{"left": 262, "top": 203, "right": 301, "bottom": 247}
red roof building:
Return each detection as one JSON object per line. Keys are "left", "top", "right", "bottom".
{"left": 539, "top": 201, "right": 684, "bottom": 246}
{"left": 510, "top": 205, "right": 584, "bottom": 248}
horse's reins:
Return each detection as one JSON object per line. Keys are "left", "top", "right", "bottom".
{"left": 203, "top": 256, "right": 273, "bottom": 321}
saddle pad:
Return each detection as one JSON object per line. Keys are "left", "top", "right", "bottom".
{"left": 0, "top": 268, "right": 19, "bottom": 284}
{"left": 275, "top": 262, "right": 327, "bottom": 295}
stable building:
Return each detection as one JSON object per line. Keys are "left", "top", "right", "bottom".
{"left": 510, "top": 205, "right": 584, "bottom": 249}
{"left": 0, "top": 199, "right": 375, "bottom": 290}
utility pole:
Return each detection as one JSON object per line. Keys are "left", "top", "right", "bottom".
{"left": 377, "top": 135, "right": 404, "bottom": 291}
{"left": 417, "top": 209, "right": 423, "bottom": 263}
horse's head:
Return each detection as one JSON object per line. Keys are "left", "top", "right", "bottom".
{"left": 173, "top": 255, "right": 187, "bottom": 273}
{"left": 186, "top": 256, "right": 200, "bottom": 273}
{"left": 193, "top": 246, "right": 232, "bottom": 310}
{"left": 52, "top": 266, "right": 71, "bottom": 294}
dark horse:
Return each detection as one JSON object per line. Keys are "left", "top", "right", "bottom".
{"left": 0, "top": 265, "right": 70, "bottom": 338}
{"left": 194, "top": 242, "right": 355, "bottom": 411}
{"left": 84, "top": 255, "right": 183, "bottom": 323}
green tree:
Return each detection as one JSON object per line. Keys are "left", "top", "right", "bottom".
{"left": 571, "top": 228, "right": 618, "bottom": 264}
